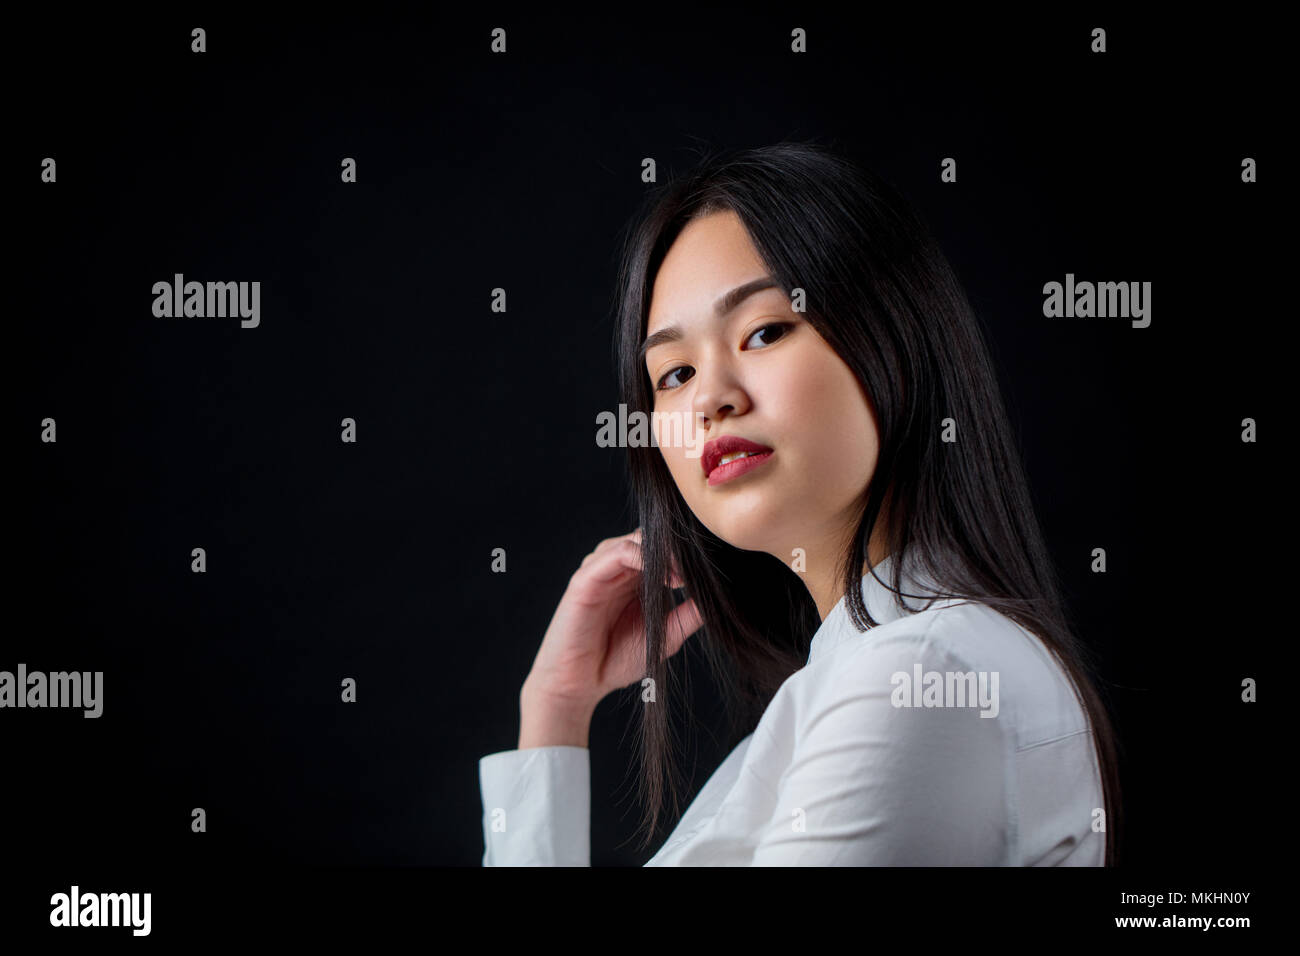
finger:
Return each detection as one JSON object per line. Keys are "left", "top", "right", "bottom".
{"left": 583, "top": 539, "right": 678, "bottom": 590}
{"left": 630, "top": 541, "right": 686, "bottom": 589}
{"left": 592, "top": 526, "right": 642, "bottom": 556}
{"left": 664, "top": 597, "right": 703, "bottom": 656}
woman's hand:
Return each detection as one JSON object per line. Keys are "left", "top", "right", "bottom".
{"left": 518, "top": 527, "right": 702, "bottom": 748}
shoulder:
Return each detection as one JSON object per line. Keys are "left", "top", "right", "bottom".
{"left": 814, "top": 600, "right": 1091, "bottom": 750}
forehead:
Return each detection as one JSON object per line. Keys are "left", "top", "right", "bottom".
{"left": 647, "top": 210, "right": 767, "bottom": 333}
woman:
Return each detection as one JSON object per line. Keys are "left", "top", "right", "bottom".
{"left": 479, "top": 141, "right": 1122, "bottom": 866}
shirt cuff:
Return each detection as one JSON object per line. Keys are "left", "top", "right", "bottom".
{"left": 479, "top": 746, "right": 591, "bottom": 866}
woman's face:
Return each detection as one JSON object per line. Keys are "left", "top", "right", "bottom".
{"left": 643, "top": 209, "right": 882, "bottom": 566}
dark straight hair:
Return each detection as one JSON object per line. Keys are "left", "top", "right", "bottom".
{"left": 610, "top": 140, "right": 1123, "bottom": 864}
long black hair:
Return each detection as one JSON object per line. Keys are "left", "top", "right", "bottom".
{"left": 610, "top": 140, "right": 1123, "bottom": 864}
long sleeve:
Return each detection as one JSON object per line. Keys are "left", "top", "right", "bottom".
{"left": 747, "top": 634, "right": 1013, "bottom": 865}
{"left": 479, "top": 746, "right": 591, "bottom": 866}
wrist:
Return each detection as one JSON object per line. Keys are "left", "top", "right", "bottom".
{"left": 519, "top": 679, "right": 596, "bottom": 749}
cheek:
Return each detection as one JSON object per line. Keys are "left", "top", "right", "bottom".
{"left": 653, "top": 428, "right": 704, "bottom": 506}
{"left": 652, "top": 413, "right": 694, "bottom": 477}
{"left": 777, "top": 349, "right": 878, "bottom": 481}
{"left": 664, "top": 447, "right": 694, "bottom": 489}
{"left": 770, "top": 344, "right": 859, "bottom": 423}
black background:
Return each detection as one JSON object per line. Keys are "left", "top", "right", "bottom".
{"left": 9, "top": 5, "right": 1276, "bottom": 902}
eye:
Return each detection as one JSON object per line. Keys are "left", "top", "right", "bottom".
{"left": 655, "top": 365, "right": 694, "bottom": 391}
{"left": 743, "top": 322, "right": 793, "bottom": 349}
{"left": 652, "top": 322, "right": 795, "bottom": 393}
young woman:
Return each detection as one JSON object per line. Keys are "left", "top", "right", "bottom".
{"left": 479, "top": 141, "right": 1122, "bottom": 866}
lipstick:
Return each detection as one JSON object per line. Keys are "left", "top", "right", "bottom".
{"left": 701, "top": 435, "right": 775, "bottom": 486}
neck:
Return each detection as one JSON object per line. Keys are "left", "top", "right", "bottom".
{"left": 794, "top": 512, "right": 892, "bottom": 623}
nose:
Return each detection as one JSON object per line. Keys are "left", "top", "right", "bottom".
{"left": 691, "top": 360, "right": 751, "bottom": 425}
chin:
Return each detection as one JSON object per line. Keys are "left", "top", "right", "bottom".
{"left": 706, "top": 511, "right": 785, "bottom": 556}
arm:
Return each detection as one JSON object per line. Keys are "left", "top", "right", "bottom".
{"left": 479, "top": 684, "right": 596, "bottom": 866}
{"left": 478, "top": 527, "right": 700, "bottom": 866}
{"left": 479, "top": 746, "right": 591, "bottom": 866}
{"left": 748, "top": 635, "right": 1012, "bottom": 865}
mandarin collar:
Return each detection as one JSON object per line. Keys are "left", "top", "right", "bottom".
{"left": 806, "top": 551, "right": 960, "bottom": 665}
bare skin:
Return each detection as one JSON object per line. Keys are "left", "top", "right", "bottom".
{"left": 642, "top": 210, "right": 888, "bottom": 619}
{"left": 519, "top": 527, "right": 698, "bottom": 748}
{"left": 520, "top": 210, "right": 886, "bottom": 748}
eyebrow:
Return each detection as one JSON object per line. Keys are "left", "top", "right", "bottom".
{"left": 639, "top": 276, "right": 779, "bottom": 361}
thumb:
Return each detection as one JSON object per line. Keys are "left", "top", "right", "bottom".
{"left": 664, "top": 597, "right": 703, "bottom": 656}
{"left": 668, "top": 552, "right": 685, "bottom": 588}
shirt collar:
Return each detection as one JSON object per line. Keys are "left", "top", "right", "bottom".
{"left": 806, "top": 550, "right": 958, "bottom": 665}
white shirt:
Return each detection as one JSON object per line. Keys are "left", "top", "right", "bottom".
{"left": 479, "top": 551, "right": 1105, "bottom": 865}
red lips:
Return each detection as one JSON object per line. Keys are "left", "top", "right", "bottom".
{"left": 701, "top": 435, "right": 775, "bottom": 479}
